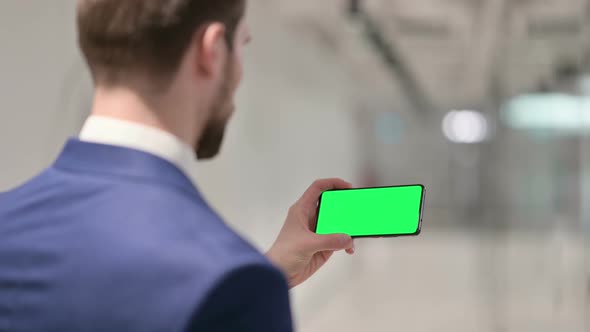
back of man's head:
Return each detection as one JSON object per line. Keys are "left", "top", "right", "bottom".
{"left": 77, "top": 0, "right": 246, "bottom": 86}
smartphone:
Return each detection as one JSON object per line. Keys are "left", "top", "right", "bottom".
{"left": 315, "top": 184, "right": 425, "bottom": 238}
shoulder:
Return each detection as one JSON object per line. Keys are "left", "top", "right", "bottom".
{"left": 71, "top": 174, "right": 276, "bottom": 291}
{"left": 186, "top": 258, "right": 292, "bottom": 331}
{"left": 103, "top": 244, "right": 286, "bottom": 330}
{"left": 64, "top": 189, "right": 282, "bottom": 330}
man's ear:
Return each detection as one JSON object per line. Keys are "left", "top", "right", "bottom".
{"left": 194, "top": 23, "right": 227, "bottom": 78}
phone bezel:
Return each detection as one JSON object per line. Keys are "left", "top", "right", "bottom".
{"left": 314, "top": 184, "right": 425, "bottom": 239}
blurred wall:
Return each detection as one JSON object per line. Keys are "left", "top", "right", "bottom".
{"left": 0, "top": 0, "right": 84, "bottom": 188}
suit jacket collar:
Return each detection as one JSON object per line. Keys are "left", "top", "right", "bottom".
{"left": 79, "top": 115, "right": 197, "bottom": 187}
{"left": 53, "top": 139, "right": 201, "bottom": 199}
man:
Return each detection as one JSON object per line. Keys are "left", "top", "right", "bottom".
{"left": 0, "top": 1, "right": 355, "bottom": 331}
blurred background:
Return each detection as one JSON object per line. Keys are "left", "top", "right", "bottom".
{"left": 1, "top": 0, "right": 589, "bottom": 331}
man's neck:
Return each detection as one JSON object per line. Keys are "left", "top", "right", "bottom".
{"left": 90, "top": 86, "right": 198, "bottom": 148}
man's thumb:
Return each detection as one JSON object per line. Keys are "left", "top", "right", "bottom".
{"left": 311, "top": 233, "right": 353, "bottom": 252}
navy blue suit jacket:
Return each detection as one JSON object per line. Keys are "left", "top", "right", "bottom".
{"left": 0, "top": 139, "right": 293, "bottom": 332}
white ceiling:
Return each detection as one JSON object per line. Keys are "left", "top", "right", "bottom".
{"left": 268, "top": 0, "right": 590, "bottom": 112}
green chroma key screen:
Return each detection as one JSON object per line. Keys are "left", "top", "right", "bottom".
{"left": 315, "top": 185, "right": 424, "bottom": 238}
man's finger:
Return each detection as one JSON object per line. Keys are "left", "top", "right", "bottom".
{"left": 298, "top": 178, "right": 352, "bottom": 210}
{"left": 308, "top": 233, "right": 353, "bottom": 253}
{"left": 345, "top": 240, "right": 356, "bottom": 255}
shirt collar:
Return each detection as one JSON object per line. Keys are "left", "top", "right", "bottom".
{"left": 79, "top": 115, "right": 197, "bottom": 184}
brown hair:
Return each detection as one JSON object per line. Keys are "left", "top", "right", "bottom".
{"left": 77, "top": 0, "right": 246, "bottom": 85}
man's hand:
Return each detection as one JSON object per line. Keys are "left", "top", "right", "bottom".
{"left": 266, "top": 178, "right": 355, "bottom": 289}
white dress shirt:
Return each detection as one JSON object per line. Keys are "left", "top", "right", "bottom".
{"left": 79, "top": 115, "right": 198, "bottom": 186}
